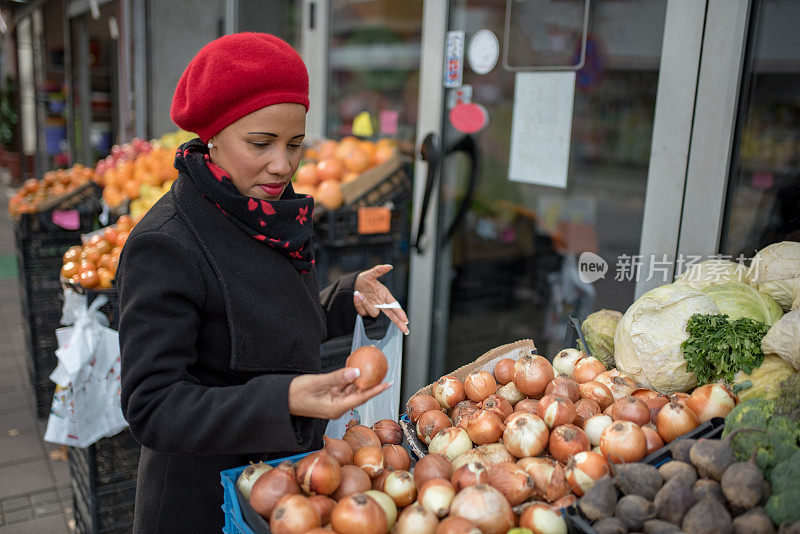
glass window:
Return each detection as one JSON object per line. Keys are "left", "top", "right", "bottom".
{"left": 721, "top": 0, "right": 800, "bottom": 257}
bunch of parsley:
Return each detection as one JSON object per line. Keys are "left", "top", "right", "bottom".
{"left": 682, "top": 313, "right": 770, "bottom": 385}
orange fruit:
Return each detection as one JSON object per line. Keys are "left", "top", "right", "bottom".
{"left": 115, "top": 231, "right": 130, "bottom": 248}
{"left": 97, "top": 268, "right": 114, "bottom": 289}
{"left": 318, "top": 140, "right": 338, "bottom": 159}
{"left": 103, "top": 227, "right": 119, "bottom": 244}
{"left": 61, "top": 262, "right": 79, "bottom": 279}
{"left": 317, "top": 158, "right": 344, "bottom": 182}
{"left": 343, "top": 148, "right": 371, "bottom": 173}
{"left": 334, "top": 138, "right": 359, "bottom": 161}
{"left": 374, "top": 145, "right": 396, "bottom": 165}
{"left": 293, "top": 184, "right": 317, "bottom": 197}
{"left": 303, "top": 147, "right": 320, "bottom": 160}
{"left": 343, "top": 172, "right": 360, "bottom": 183}
{"left": 295, "top": 163, "right": 320, "bottom": 186}
{"left": 316, "top": 180, "right": 343, "bottom": 210}
{"left": 116, "top": 215, "right": 133, "bottom": 232}
{"left": 84, "top": 246, "right": 103, "bottom": 264}
{"left": 63, "top": 246, "right": 82, "bottom": 263}
{"left": 79, "top": 269, "right": 100, "bottom": 289}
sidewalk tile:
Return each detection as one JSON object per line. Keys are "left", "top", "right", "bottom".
{"left": 0, "top": 390, "right": 32, "bottom": 413}
{"left": 0, "top": 513, "right": 68, "bottom": 533}
{"left": 0, "top": 459, "right": 54, "bottom": 499}
{"left": 0, "top": 409, "right": 37, "bottom": 436}
{"left": 0, "top": 496, "right": 29, "bottom": 512}
{"left": 3, "top": 507, "right": 33, "bottom": 524}
{"left": 0, "top": 432, "right": 44, "bottom": 464}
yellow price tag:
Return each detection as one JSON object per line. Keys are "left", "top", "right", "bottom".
{"left": 352, "top": 112, "right": 374, "bottom": 137}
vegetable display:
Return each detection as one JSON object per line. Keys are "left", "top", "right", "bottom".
{"left": 746, "top": 241, "right": 800, "bottom": 311}
{"left": 733, "top": 355, "right": 797, "bottom": 402}
{"left": 761, "top": 309, "right": 800, "bottom": 371}
{"left": 681, "top": 313, "right": 769, "bottom": 385}
{"left": 700, "top": 282, "right": 783, "bottom": 325}
{"left": 578, "top": 309, "right": 622, "bottom": 367}
{"left": 59, "top": 215, "right": 137, "bottom": 289}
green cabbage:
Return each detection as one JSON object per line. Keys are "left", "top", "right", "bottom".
{"left": 747, "top": 241, "right": 800, "bottom": 311}
{"left": 734, "top": 355, "right": 797, "bottom": 402}
{"left": 614, "top": 284, "right": 720, "bottom": 393}
{"left": 580, "top": 309, "right": 622, "bottom": 367}
{"left": 674, "top": 259, "right": 748, "bottom": 290}
{"left": 762, "top": 309, "right": 800, "bottom": 371}
{"left": 701, "top": 282, "right": 783, "bottom": 325}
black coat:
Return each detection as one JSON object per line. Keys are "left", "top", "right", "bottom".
{"left": 117, "top": 173, "right": 359, "bottom": 533}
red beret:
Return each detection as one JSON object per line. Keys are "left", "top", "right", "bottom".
{"left": 170, "top": 33, "right": 309, "bottom": 142}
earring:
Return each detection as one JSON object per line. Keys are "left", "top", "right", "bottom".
{"left": 207, "top": 141, "right": 214, "bottom": 149}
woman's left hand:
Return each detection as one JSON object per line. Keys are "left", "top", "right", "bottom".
{"left": 354, "top": 264, "right": 409, "bottom": 335}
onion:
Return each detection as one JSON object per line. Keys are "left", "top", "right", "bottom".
{"left": 407, "top": 394, "right": 442, "bottom": 422}
{"left": 270, "top": 494, "right": 321, "bottom": 534}
{"left": 250, "top": 462, "right": 300, "bottom": 519}
{"left": 236, "top": 462, "right": 272, "bottom": 500}
{"left": 687, "top": 384, "right": 737, "bottom": 423}
{"left": 502, "top": 412, "right": 549, "bottom": 458}
{"left": 451, "top": 461, "right": 488, "bottom": 492}
{"left": 383, "top": 470, "right": 417, "bottom": 507}
{"left": 464, "top": 371, "right": 497, "bottom": 402}
{"left": 433, "top": 375, "right": 467, "bottom": 409}
{"left": 548, "top": 424, "right": 590, "bottom": 464}
{"left": 668, "top": 392, "right": 690, "bottom": 406}
{"left": 395, "top": 503, "right": 439, "bottom": 534}
{"left": 552, "top": 348, "right": 584, "bottom": 378}
{"left": 414, "top": 453, "right": 454, "bottom": 488}
{"left": 656, "top": 401, "right": 700, "bottom": 443}
{"left": 545, "top": 376, "right": 581, "bottom": 403}
{"left": 428, "top": 427, "right": 473, "bottom": 462}
{"left": 363, "top": 490, "right": 398, "bottom": 531}
{"left": 486, "top": 462, "right": 535, "bottom": 505}
{"left": 572, "top": 357, "right": 606, "bottom": 384}
{"left": 343, "top": 425, "right": 382, "bottom": 453}
{"left": 372, "top": 419, "right": 402, "bottom": 445}
{"left": 452, "top": 443, "right": 514, "bottom": 470}
{"left": 641, "top": 423, "right": 665, "bottom": 455}
{"left": 419, "top": 478, "right": 456, "bottom": 518}
{"left": 436, "top": 516, "right": 482, "bottom": 534}
{"left": 644, "top": 395, "right": 669, "bottom": 424}
{"left": 417, "top": 410, "right": 453, "bottom": 445}
{"left": 518, "top": 503, "right": 567, "bottom": 534}
{"left": 573, "top": 398, "right": 601, "bottom": 428}
{"left": 308, "top": 495, "right": 336, "bottom": 525}
{"left": 584, "top": 413, "right": 615, "bottom": 447}
{"left": 295, "top": 451, "right": 342, "bottom": 495}
{"left": 354, "top": 446, "right": 385, "bottom": 479}
{"left": 333, "top": 465, "right": 372, "bottom": 500}
{"left": 536, "top": 394, "right": 577, "bottom": 429}
{"left": 495, "top": 382, "right": 525, "bottom": 406}
{"left": 631, "top": 388, "right": 659, "bottom": 400}
{"left": 479, "top": 394, "right": 513, "bottom": 420}
{"left": 578, "top": 381, "right": 614, "bottom": 410}
{"left": 603, "top": 404, "right": 613, "bottom": 417}
{"left": 449, "top": 484, "right": 515, "bottom": 534}
{"left": 493, "top": 358, "right": 516, "bottom": 385}
{"left": 604, "top": 376, "right": 638, "bottom": 402}
{"left": 331, "top": 493, "right": 387, "bottom": 534}
{"left": 346, "top": 346, "right": 388, "bottom": 389}
{"left": 372, "top": 468, "right": 393, "bottom": 491}
{"left": 599, "top": 420, "right": 647, "bottom": 463}
{"left": 514, "top": 398, "right": 539, "bottom": 414}
{"left": 451, "top": 400, "right": 479, "bottom": 429}
{"left": 323, "top": 436, "right": 354, "bottom": 466}
{"left": 611, "top": 396, "right": 651, "bottom": 427}
{"left": 517, "top": 457, "right": 571, "bottom": 503}
{"left": 564, "top": 451, "right": 610, "bottom": 496}
{"left": 382, "top": 444, "right": 411, "bottom": 471}
{"left": 593, "top": 369, "right": 620, "bottom": 388}
{"left": 466, "top": 410, "right": 505, "bottom": 445}
{"left": 552, "top": 493, "right": 578, "bottom": 509}
{"left": 513, "top": 355, "right": 555, "bottom": 397}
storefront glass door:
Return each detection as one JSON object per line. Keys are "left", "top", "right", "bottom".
{"left": 410, "top": 0, "right": 688, "bottom": 380}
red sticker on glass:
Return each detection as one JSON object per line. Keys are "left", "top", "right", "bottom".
{"left": 449, "top": 103, "right": 488, "bottom": 134}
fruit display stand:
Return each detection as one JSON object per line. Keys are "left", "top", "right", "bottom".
{"left": 13, "top": 186, "right": 104, "bottom": 418}
{"left": 69, "top": 428, "right": 140, "bottom": 534}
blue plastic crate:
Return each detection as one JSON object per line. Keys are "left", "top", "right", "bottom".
{"left": 220, "top": 451, "right": 313, "bottom": 534}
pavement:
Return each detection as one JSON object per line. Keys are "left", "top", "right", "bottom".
{"left": 0, "top": 190, "right": 73, "bottom": 533}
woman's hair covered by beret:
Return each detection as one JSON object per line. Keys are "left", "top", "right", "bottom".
{"left": 170, "top": 32, "right": 309, "bottom": 142}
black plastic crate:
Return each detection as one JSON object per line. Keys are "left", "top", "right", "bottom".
{"left": 314, "top": 203, "right": 408, "bottom": 248}
{"left": 25, "top": 344, "right": 58, "bottom": 418}
{"left": 69, "top": 429, "right": 140, "bottom": 534}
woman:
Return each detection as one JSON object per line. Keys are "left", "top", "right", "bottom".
{"left": 118, "top": 33, "right": 409, "bottom": 533}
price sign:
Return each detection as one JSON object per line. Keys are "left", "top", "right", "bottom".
{"left": 357, "top": 207, "right": 392, "bottom": 235}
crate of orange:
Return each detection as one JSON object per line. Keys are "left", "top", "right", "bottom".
{"left": 94, "top": 142, "right": 178, "bottom": 211}
{"left": 7, "top": 165, "right": 102, "bottom": 222}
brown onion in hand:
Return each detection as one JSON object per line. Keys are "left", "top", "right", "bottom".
{"left": 545, "top": 376, "right": 581, "bottom": 403}
{"left": 250, "top": 462, "right": 300, "bottom": 519}
{"left": 295, "top": 450, "right": 342, "bottom": 496}
{"left": 451, "top": 461, "right": 488, "bottom": 492}
{"left": 572, "top": 357, "right": 606, "bottom": 384}
{"left": 502, "top": 412, "right": 549, "bottom": 458}
{"left": 466, "top": 409, "right": 505, "bottom": 445}
{"left": 372, "top": 419, "right": 402, "bottom": 445}
{"left": 414, "top": 453, "right": 454, "bottom": 488}
{"left": 343, "top": 425, "right": 381, "bottom": 453}
{"left": 573, "top": 398, "right": 601, "bottom": 428}
{"left": 611, "top": 396, "right": 651, "bottom": 427}
{"left": 346, "top": 346, "right": 388, "bottom": 389}
{"left": 464, "top": 371, "right": 497, "bottom": 403}
{"left": 449, "top": 484, "right": 515, "bottom": 534}
{"left": 382, "top": 444, "right": 411, "bottom": 471}
{"left": 407, "top": 394, "right": 442, "bottom": 422}
{"left": 323, "top": 436, "right": 354, "bottom": 466}
{"left": 578, "top": 381, "right": 614, "bottom": 410}
{"left": 331, "top": 493, "right": 387, "bottom": 534}
{"left": 333, "top": 465, "right": 371, "bottom": 500}
{"left": 599, "top": 420, "right": 647, "bottom": 463}
{"left": 656, "top": 401, "right": 699, "bottom": 443}
{"left": 513, "top": 354, "right": 555, "bottom": 397}
{"left": 479, "top": 394, "right": 513, "bottom": 420}
{"left": 417, "top": 410, "right": 453, "bottom": 445}
{"left": 493, "top": 358, "right": 515, "bottom": 385}
{"left": 537, "top": 394, "right": 577, "bottom": 428}
{"left": 433, "top": 375, "right": 467, "bottom": 409}
{"left": 270, "top": 494, "right": 321, "bottom": 534}
{"left": 548, "top": 424, "right": 590, "bottom": 464}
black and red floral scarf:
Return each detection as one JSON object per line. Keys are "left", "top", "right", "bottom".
{"left": 174, "top": 139, "right": 315, "bottom": 273}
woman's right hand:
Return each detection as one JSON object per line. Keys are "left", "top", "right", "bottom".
{"left": 287, "top": 368, "right": 392, "bottom": 420}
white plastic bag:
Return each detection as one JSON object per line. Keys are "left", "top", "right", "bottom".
{"left": 44, "top": 290, "right": 128, "bottom": 448}
{"left": 325, "top": 315, "right": 403, "bottom": 438}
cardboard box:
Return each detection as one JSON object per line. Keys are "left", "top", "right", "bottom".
{"left": 402, "top": 339, "right": 538, "bottom": 459}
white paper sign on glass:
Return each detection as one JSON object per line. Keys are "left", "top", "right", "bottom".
{"left": 508, "top": 71, "right": 575, "bottom": 189}
{"left": 468, "top": 30, "right": 499, "bottom": 75}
